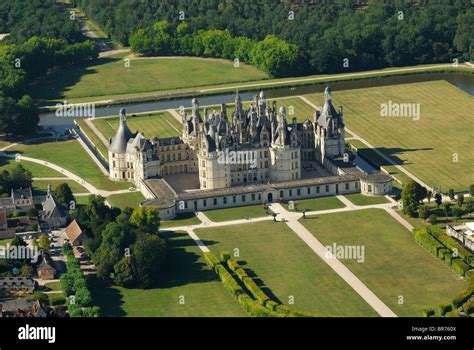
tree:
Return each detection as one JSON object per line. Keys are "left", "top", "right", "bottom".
{"left": 38, "top": 234, "right": 51, "bottom": 251}
{"left": 451, "top": 206, "right": 463, "bottom": 222}
{"left": 428, "top": 214, "right": 438, "bottom": 225}
{"left": 20, "top": 264, "right": 34, "bottom": 277}
{"left": 418, "top": 205, "right": 430, "bottom": 221}
{"left": 434, "top": 193, "right": 442, "bottom": 209}
{"left": 443, "top": 202, "right": 452, "bottom": 218}
{"left": 129, "top": 207, "right": 160, "bottom": 233}
{"left": 113, "top": 257, "right": 135, "bottom": 287}
{"left": 426, "top": 190, "right": 432, "bottom": 204}
{"left": 465, "top": 198, "right": 474, "bottom": 218}
{"left": 128, "top": 232, "right": 167, "bottom": 289}
{"left": 457, "top": 193, "right": 465, "bottom": 207}
{"left": 448, "top": 189, "right": 455, "bottom": 201}
{"left": 401, "top": 180, "right": 422, "bottom": 217}
{"left": 54, "top": 183, "right": 75, "bottom": 205}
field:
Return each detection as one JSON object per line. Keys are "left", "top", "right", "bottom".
{"left": 344, "top": 193, "right": 390, "bottom": 206}
{"left": 92, "top": 112, "right": 181, "bottom": 140}
{"left": 196, "top": 221, "right": 377, "bottom": 316}
{"left": 305, "top": 81, "right": 474, "bottom": 192}
{"left": 160, "top": 213, "right": 202, "bottom": 229}
{"left": 106, "top": 192, "right": 145, "bottom": 209}
{"left": 75, "top": 119, "right": 109, "bottom": 160}
{"left": 203, "top": 205, "right": 269, "bottom": 222}
{"left": 301, "top": 209, "right": 466, "bottom": 316}
{"left": 89, "top": 231, "right": 247, "bottom": 317}
{"left": 32, "top": 179, "right": 88, "bottom": 195}
{"left": 0, "top": 158, "right": 65, "bottom": 178}
{"left": 7, "top": 140, "right": 130, "bottom": 191}
{"left": 282, "top": 196, "right": 345, "bottom": 212}
{"left": 31, "top": 55, "right": 269, "bottom": 103}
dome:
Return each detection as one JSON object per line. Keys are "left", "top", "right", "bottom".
{"left": 109, "top": 109, "right": 133, "bottom": 154}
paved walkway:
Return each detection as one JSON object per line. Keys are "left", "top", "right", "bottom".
{"left": 269, "top": 202, "right": 397, "bottom": 317}
{"left": 299, "top": 95, "right": 433, "bottom": 192}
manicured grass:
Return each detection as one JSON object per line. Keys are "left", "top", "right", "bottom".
{"left": 31, "top": 55, "right": 268, "bottom": 103}
{"left": 0, "top": 238, "right": 13, "bottom": 246}
{"left": 44, "top": 281, "right": 61, "bottom": 291}
{"left": 196, "top": 221, "right": 377, "bottom": 316}
{"left": 7, "top": 140, "right": 130, "bottom": 191}
{"left": 282, "top": 196, "right": 345, "bottom": 212}
{"left": 344, "top": 193, "right": 390, "bottom": 206}
{"left": 33, "top": 179, "right": 88, "bottom": 195}
{"left": 89, "top": 231, "right": 247, "bottom": 317}
{"left": 74, "top": 195, "right": 92, "bottom": 206}
{"left": 301, "top": 209, "right": 467, "bottom": 317}
{"left": 203, "top": 205, "right": 269, "bottom": 222}
{"left": 0, "top": 158, "right": 65, "bottom": 178}
{"left": 93, "top": 112, "right": 181, "bottom": 140}
{"left": 160, "top": 213, "right": 202, "bottom": 229}
{"left": 75, "top": 119, "right": 109, "bottom": 161}
{"left": 106, "top": 192, "right": 145, "bottom": 209}
{"left": 348, "top": 139, "right": 412, "bottom": 185}
{"left": 306, "top": 81, "right": 474, "bottom": 191}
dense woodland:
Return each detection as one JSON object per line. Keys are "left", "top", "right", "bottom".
{"left": 0, "top": 0, "right": 98, "bottom": 135}
{"left": 76, "top": 0, "right": 473, "bottom": 76}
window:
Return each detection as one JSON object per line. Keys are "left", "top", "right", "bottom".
{"left": 223, "top": 197, "right": 227, "bottom": 204}
{"left": 368, "top": 185, "right": 372, "bottom": 193}
{"left": 297, "top": 189, "right": 301, "bottom": 196}
{"left": 289, "top": 189, "right": 293, "bottom": 196}
{"left": 325, "top": 185, "right": 329, "bottom": 192}
{"left": 233, "top": 196, "right": 236, "bottom": 203}
{"left": 316, "top": 186, "right": 320, "bottom": 194}
{"left": 251, "top": 194, "right": 255, "bottom": 201}
{"left": 355, "top": 182, "right": 359, "bottom": 189}
{"left": 280, "top": 190, "right": 284, "bottom": 198}
{"left": 213, "top": 198, "right": 217, "bottom": 206}
{"left": 307, "top": 187, "right": 310, "bottom": 194}
{"left": 203, "top": 199, "right": 207, "bottom": 207}
{"left": 242, "top": 195, "right": 246, "bottom": 202}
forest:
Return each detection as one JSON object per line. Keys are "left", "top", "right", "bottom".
{"left": 0, "top": 0, "right": 99, "bottom": 135}
{"left": 76, "top": 0, "right": 473, "bottom": 75}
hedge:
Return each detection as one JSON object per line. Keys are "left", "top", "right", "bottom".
{"left": 444, "top": 253, "right": 453, "bottom": 266}
{"left": 437, "top": 248, "right": 451, "bottom": 260}
{"left": 435, "top": 232, "right": 473, "bottom": 263}
{"left": 237, "top": 294, "right": 280, "bottom": 318}
{"left": 451, "top": 259, "right": 469, "bottom": 277}
{"left": 242, "top": 276, "right": 270, "bottom": 305}
{"left": 463, "top": 299, "right": 474, "bottom": 314}
{"left": 452, "top": 272, "right": 474, "bottom": 308}
{"left": 275, "top": 304, "right": 321, "bottom": 317}
{"left": 422, "top": 308, "right": 435, "bottom": 317}
{"left": 203, "top": 251, "right": 220, "bottom": 269}
{"left": 227, "top": 258, "right": 241, "bottom": 273}
{"left": 438, "top": 304, "right": 452, "bottom": 316}
{"left": 413, "top": 228, "right": 444, "bottom": 255}
{"left": 214, "top": 264, "right": 244, "bottom": 297}
{"left": 220, "top": 250, "right": 231, "bottom": 262}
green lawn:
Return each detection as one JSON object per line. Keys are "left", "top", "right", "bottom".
{"left": 7, "top": 140, "right": 130, "bottom": 191}
{"left": 106, "top": 192, "right": 145, "bottom": 209}
{"left": 203, "top": 205, "right": 269, "bottom": 222}
{"left": 89, "top": 231, "right": 247, "bottom": 317}
{"left": 0, "top": 238, "right": 13, "bottom": 246}
{"left": 306, "top": 81, "right": 474, "bottom": 192}
{"left": 160, "top": 213, "right": 202, "bottom": 229}
{"left": 344, "top": 193, "right": 390, "bottom": 206}
{"left": 301, "top": 209, "right": 467, "bottom": 317}
{"left": 196, "top": 221, "right": 377, "bottom": 316}
{"left": 44, "top": 281, "right": 61, "bottom": 292}
{"left": 31, "top": 55, "right": 269, "bottom": 103}
{"left": 0, "top": 158, "right": 65, "bottom": 178}
{"left": 33, "top": 179, "right": 88, "bottom": 195}
{"left": 282, "top": 196, "right": 345, "bottom": 212}
{"left": 93, "top": 112, "right": 181, "bottom": 140}
{"left": 348, "top": 139, "right": 412, "bottom": 185}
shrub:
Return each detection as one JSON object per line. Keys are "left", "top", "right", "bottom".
{"left": 435, "top": 232, "right": 472, "bottom": 262}
{"left": 234, "top": 267, "right": 248, "bottom": 281}
{"left": 215, "top": 264, "right": 243, "bottom": 297}
{"left": 452, "top": 273, "right": 474, "bottom": 308}
{"left": 438, "top": 248, "right": 451, "bottom": 260}
{"left": 220, "top": 250, "right": 231, "bottom": 262}
{"left": 227, "top": 258, "right": 240, "bottom": 272}
{"left": 265, "top": 300, "right": 279, "bottom": 311}
{"left": 438, "top": 304, "right": 452, "bottom": 316}
{"left": 50, "top": 295, "right": 66, "bottom": 306}
{"left": 444, "top": 253, "right": 453, "bottom": 266}
{"left": 451, "top": 259, "right": 469, "bottom": 277}
{"left": 203, "top": 252, "right": 219, "bottom": 269}
{"left": 242, "top": 276, "right": 269, "bottom": 305}
{"left": 413, "top": 228, "right": 444, "bottom": 255}
{"left": 422, "top": 308, "right": 435, "bottom": 317}
{"left": 275, "top": 304, "right": 320, "bottom": 317}
{"left": 237, "top": 294, "right": 280, "bottom": 317}
{"left": 463, "top": 299, "right": 474, "bottom": 314}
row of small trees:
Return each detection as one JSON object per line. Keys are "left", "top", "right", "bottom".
{"left": 130, "top": 21, "right": 300, "bottom": 77}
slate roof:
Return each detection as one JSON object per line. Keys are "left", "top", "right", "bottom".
{"left": 109, "top": 108, "right": 133, "bottom": 153}
{"left": 64, "top": 219, "right": 83, "bottom": 244}
{"left": 11, "top": 187, "right": 33, "bottom": 201}
{"left": 41, "top": 194, "right": 67, "bottom": 219}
